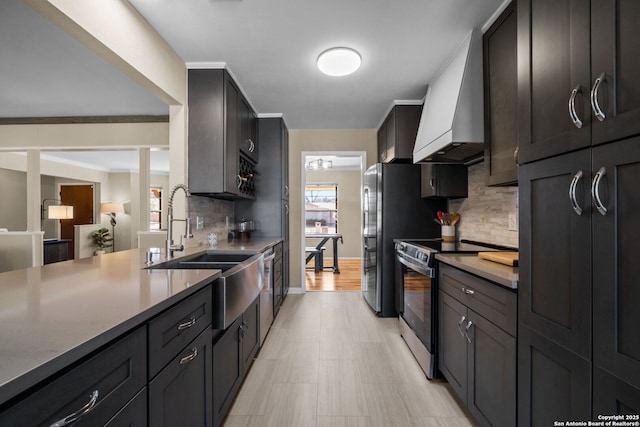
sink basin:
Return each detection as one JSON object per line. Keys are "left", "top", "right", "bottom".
{"left": 147, "top": 252, "right": 255, "bottom": 271}
{"left": 147, "top": 251, "right": 264, "bottom": 329}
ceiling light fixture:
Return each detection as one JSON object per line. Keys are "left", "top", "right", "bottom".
{"left": 306, "top": 158, "right": 333, "bottom": 170}
{"left": 317, "top": 47, "right": 361, "bottom": 77}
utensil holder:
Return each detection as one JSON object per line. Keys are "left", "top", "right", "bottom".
{"left": 442, "top": 225, "right": 455, "bottom": 242}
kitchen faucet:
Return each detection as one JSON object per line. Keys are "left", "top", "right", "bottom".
{"left": 166, "top": 184, "right": 193, "bottom": 259}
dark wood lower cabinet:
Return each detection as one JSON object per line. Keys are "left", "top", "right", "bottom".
{"left": 213, "top": 295, "right": 260, "bottom": 427}
{"left": 103, "top": 389, "right": 147, "bottom": 427}
{"left": 149, "top": 329, "right": 213, "bottom": 427}
{"left": 438, "top": 264, "right": 516, "bottom": 427}
{"left": 518, "top": 325, "right": 591, "bottom": 426}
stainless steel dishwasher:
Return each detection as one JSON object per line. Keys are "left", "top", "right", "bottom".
{"left": 260, "top": 247, "right": 276, "bottom": 345}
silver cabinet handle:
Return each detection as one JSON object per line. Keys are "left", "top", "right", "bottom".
{"left": 237, "top": 174, "right": 242, "bottom": 190}
{"left": 429, "top": 178, "right": 435, "bottom": 190}
{"left": 284, "top": 203, "right": 289, "bottom": 215}
{"left": 457, "top": 316, "right": 467, "bottom": 338}
{"left": 514, "top": 146, "right": 520, "bottom": 166}
{"left": 461, "top": 287, "right": 475, "bottom": 296}
{"left": 49, "top": 390, "right": 99, "bottom": 427}
{"left": 464, "top": 321, "right": 473, "bottom": 343}
{"left": 177, "top": 316, "right": 196, "bottom": 331}
{"left": 179, "top": 347, "right": 198, "bottom": 365}
{"left": 569, "top": 170, "right": 584, "bottom": 215}
{"left": 248, "top": 140, "right": 255, "bottom": 152}
{"left": 591, "top": 166, "right": 607, "bottom": 215}
{"left": 284, "top": 185, "right": 289, "bottom": 197}
{"left": 568, "top": 85, "right": 583, "bottom": 128}
{"left": 590, "top": 72, "right": 606, "bottom": 121}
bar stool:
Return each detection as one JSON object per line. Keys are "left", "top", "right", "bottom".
{"left": 305, "top": 247, "right": 325, "bottom": 273}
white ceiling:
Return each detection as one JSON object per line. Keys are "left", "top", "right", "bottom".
{"left": 1, "top": 0, "right": 505, "bottom": 130}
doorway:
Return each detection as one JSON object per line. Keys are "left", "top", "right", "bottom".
{"left": 60, "top": 184, "right": 95, "bottom": 259}
{"left": 301, "top": 151, "right": 366, "bottom": 291}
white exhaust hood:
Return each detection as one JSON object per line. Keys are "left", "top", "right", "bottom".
{"left": 413, "top": 29, "right": 484, "bottom": 164}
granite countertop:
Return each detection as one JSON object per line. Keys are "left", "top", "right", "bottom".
{"left": 436, "top": 254, "right": 519, "bottom": 289}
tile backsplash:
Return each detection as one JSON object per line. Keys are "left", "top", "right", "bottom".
{"left": 448, "top": 162, "right": 519, "bottom": 248}
{"left": 186, "top": 196, "right": 234, "bottom": 248}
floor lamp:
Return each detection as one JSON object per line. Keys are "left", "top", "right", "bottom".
{"left": 100, "top": 202, "right": 125, "bottom": 252}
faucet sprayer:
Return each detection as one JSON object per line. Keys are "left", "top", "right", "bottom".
{"left": 166, "top": 184, "right": 192, "bottom": 259}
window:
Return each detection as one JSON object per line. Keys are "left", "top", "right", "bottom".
{"left": 305, "top": 184, "right": 338, "bottom": 233}
{"left": 150, "top": 187, "right": 162, "bottom": 230}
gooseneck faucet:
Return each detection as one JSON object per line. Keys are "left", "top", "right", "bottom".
{"left": 166, "top": 184, "right": 193, "bottom": 259}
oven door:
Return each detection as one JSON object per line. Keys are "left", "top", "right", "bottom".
{"left": 396, "top": 254, "right": 434, "bottom": 353}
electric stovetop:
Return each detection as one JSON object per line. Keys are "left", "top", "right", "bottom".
{"left": 398, "top": 239, "right": 517, "bottom": 254}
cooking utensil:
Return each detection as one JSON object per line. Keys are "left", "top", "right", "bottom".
{"left": 451, "top": 212, "right": 461, "bottom": 225}
{"left": 437, "top": 211, "right": 444, "bottom": 224}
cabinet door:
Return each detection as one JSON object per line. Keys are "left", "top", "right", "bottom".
{"left": 149, "top": 329, "right": 212, "bottom": 427}
{"left": 378, "top": 117, "right": 388, "bottom": 162}
{"left": 393, "top": 105, "right": 422, "bottom": 160}
{"left": 224, "top": 74, "right": 240, "bottom": 195}
{"left": 213, "top": 317, "right": 243, "bottom": 427}
{"left": 239, "top": 97, "right": 258, "bottom": 163}
{"left": 517, "top": 0, "right": 591, "bottom": 163}
{"left": 591, "top": 1, "right": 640, "bottom": 145}
{"left": 241, "top": 296, "right": 260, "bottom": 374}
{"left": 385, "top": 108, "right": 397, "bottom": 161}
{"left": 282, "top": 122, "right": 289, "bottom": 201}
{"left": 593, "top": 137, "right": 640, "bottom": 390}
{"left": 519, "top": 150, "right": 592, "bottom": 358}
{"left": 593, "top": 367, "right": 640, "bottom": 418}
{"left": 483, "top": 2, "right": 518, "bottom": 186}
{"left": 103, "top": 389, "right": 147, "bottom": 427}
{"left": 421, "top": 164, "right": 468, "bottom": 199}
{"left": 467, "top": 310, "right": 516, "bottom": 427}
{"left": 518, "top": 325, "right": 591, "bottom": 426}
{"left": 438, "top": 290, "right": 468, "bottom": 402}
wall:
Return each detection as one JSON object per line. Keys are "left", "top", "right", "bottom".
{"left": 0, "top": 169, "right": 27, "bottom": 231}
{"left": 448, "top": 162, "right": 518, "bottom": 248}
{"left": 305, "top": 169, "right": 362, "bottom": 259}
{"left": 289, "top": 129, "right": 377, "bottom": 290}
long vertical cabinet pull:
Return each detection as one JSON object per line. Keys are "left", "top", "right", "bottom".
{"left": 458, "top": 316, "right": 467, "bottom": 338}
{"left": 590, "top": 73, "right": 607, "bottom": 121}
{"left": 464, "top": 321, "right": 473, "bottom": 343}
{"left": 569, "top": 86, "right": 584, "bottom": 128}
{"left": 569, "top": 170, "right": 584, "bottom": 215}
{"left": 591, "top": 167, "right": 608, "bottom": 215}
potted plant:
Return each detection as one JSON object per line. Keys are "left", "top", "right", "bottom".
{"left": 90, "top": 227, "right": 113, "bottom": 255}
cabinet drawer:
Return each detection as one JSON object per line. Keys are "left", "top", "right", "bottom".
{"left": 149, "top": 286, "right": 212, "bottom": 378}
{"left": 439, "top": 264, "right": 516, "bottom": 336}
{"left": 0, "top": 326, "right": 147, "bottom": 427}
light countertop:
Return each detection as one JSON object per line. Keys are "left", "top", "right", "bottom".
{"left": 0, "top": 236, "right": 282, "bottom": 405}
{"left": 436, "top": 253, "right": 519, "bottom": 289}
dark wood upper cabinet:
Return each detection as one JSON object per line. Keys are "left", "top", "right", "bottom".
{"left": 483, "top": 2, "right": 518, "bottom": 186}
{"left": 377, "top": 104, "right": 422, "bottom": 163}
{"left": 590, "top": 0, "right": 640, "bottom": 145}
{"left": 420, "top": 164, "right": 468, "bottom": 199}
{"left": 518, "top": 0, "right": 640, "bottom": 164}
{"left": 517, "top": 0, "right": 591, "bottom": 164}
{"left": 188, "top": 69, "right": 256, "bottom": 199}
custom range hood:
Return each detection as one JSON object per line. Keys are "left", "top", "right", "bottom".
{"left": 413, "top": 29, "right": 484, "bottom": 164}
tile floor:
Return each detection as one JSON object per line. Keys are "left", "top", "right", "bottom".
{"left": 223, "top": 291, "right": 478, "bottom": 427}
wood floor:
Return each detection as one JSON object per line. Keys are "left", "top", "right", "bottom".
{"left": 223, "top": 291, "right": 478, "bottom": 427}
{"left": 306, "top": 259, "right": 362, "bottom": 291}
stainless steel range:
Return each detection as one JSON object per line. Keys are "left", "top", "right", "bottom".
{"left": 394, "top": 239, "right": 508, "bottom": 379}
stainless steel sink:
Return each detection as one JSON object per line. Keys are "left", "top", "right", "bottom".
{"left": 147, "top": 251, "right": 264, "bottom": 329}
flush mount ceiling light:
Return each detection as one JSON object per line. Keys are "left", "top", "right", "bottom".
{"left": 317, "top": 47, "right": 361, "bottom": 77}
{"left": 306, "top": 158, "right": 333, "bottom": 170}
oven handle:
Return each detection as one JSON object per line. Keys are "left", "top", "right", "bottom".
{"left": 396, "top": 254, "right": 434, "bottom": 278}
